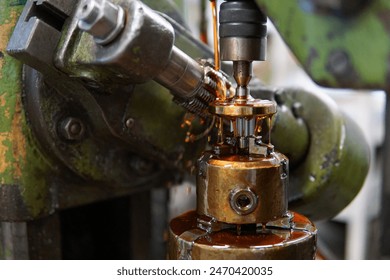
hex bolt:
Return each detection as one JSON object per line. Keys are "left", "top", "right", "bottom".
{"left": 78, "top": 0, "right": 125, "bottom": 45}
{"left": 58, "top": 117, "right": 86, "bottom": 141}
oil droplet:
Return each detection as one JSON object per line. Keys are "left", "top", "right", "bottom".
{"left": 255, "top": 117, "right": 264, "bottom": 135}
{"left": 267, "top": 117, "right": 272, "bottom": 144}
{"left": 217, "top": 117, "right": 224, "bottom": 144}
{"left": 185, "top": 132, "right": 191, "bottom": 143}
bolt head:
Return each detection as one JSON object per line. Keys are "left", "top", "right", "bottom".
{"left": 78, "top": 0, "right": 125, "bottom": 45}
{"left": 125, "top": 118, "right": 135, "bottom": 129}
{"left": 328, "top": 50, "right": 350, "bottom": 76}
{"left": 59, "top": 117, "right": 86, "bottom": 141}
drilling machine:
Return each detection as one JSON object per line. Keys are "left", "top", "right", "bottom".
{"left": 0, "top": 0, "right": 371, "bottom": 259}
{"left": 168, "top": 1, "right": 316, "bottom": 259}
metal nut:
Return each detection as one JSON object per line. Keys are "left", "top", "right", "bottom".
{"left": 59, "top": 117, "right": 86, "bottom": 141}
{"left": 78, "top": 0, "right": 125, "bottom": 45}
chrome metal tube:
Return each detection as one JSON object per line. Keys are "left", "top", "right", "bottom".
{"left": 156, "top": 46, "right": 204, "bottom": 100}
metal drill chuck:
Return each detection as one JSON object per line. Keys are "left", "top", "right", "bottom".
{"left": 219, "top": 0, "right": 267, "bottom": 61}
{"left": 219, "top": 0, "right": 267, "bottom": 39}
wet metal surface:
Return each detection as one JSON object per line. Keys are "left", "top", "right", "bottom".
{"left": 169, "top": 210, "right": 316, "bottom": 259}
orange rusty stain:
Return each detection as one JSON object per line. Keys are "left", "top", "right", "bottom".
{"left": 0, "top": 10, "right": 18, "bottom": 79}
{"left": 11, "top": 97, "right": 26, "bottom": 178}
{"left": 0, "top": 97, "right": 26, "bottom": 179}
{"left": 0, "top": 133, "right": 11, "bottom": 174}
{"left": 0, "top": 9, "right": 27, "bottom": 180}
{"left": 0, "top": 94, "right": 10, "bottom": 118}
{"left": 0, "top": 94, "right": 6, "bottom": 107}
{"left": 4, "top": 107, "right": 10, "bottom": 119}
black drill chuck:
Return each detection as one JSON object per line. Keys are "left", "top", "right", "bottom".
{"left": 219, "top": 0, "right": 267, "bottom": 62}
{"left": 219, "top": 0, "right": 267, "bottom": 39}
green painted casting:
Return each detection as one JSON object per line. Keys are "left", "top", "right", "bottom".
{"left": 57, "top": 0, "right": 210, "bottom": 173}
{"left": 280, "top": 88, "right": 370, "bottom": 220}
{"left": 0, "top": 0, "right": 53, "bottom": 222}
{"left": 257, "top": 0, "right": 390, "bottom": 89}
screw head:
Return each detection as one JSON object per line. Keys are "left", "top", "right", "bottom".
{"left": 59, "top": 117, "right": 86, "bottom": 141}
{"left": 327, "top": 50, "right": 350, "bottom": 76}
{"left": 125, "top": 118, "right": 135, "bottom": 129}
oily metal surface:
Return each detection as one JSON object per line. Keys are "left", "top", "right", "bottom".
{"left": 210, "top": 99, "right": 276, "bottom": 117}
{"left": 56, "top": 0, "right": 174, "bottom": 84}
{"left": 168, "top": 210, "right": 317, "bottom": 260}
{"left": 3, "top": 0, "right": 209, "bottom": 219}
{"left": 197, "top": 152, "right": 288, "bottom": 224}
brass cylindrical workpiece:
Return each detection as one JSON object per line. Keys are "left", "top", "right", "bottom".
{"left": 197, "top": 151, "right": 288, "bottom": 224}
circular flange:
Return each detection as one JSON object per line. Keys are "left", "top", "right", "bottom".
{"left": 168, "top": 210, "right": 317, "bottom": 260}
{"left": 210, "top": 99, "right": 276, "bottom": 117}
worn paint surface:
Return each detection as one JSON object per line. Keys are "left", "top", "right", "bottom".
{"left": 57, "top": 0, "right": 209, "bottom": 172}
{"left": 0, "top": 2, "right": 25, "bottom": 184}
{"left": 0, "top": 0, "right": 53, "bottom": 224}
{"left": 128, "top": 81, "right": 206, "bottom": 169}
{"left": 277, "top": 88, "right": 370, "bottom": 220}
{"left": 257, "top": 0, "right": 390, "bottom": 89}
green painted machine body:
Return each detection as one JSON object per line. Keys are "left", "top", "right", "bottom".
{"left": 0, "top": 0, "right": 53, "bottom": 223}
{"left": 257, "top": 0, "right": 390, "bottom": 89}
{"left": 0, "top": 0, "right": 207, "bottom": 228}
{"left": 272, "top": 88, "right": 369, "bottom": 220}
